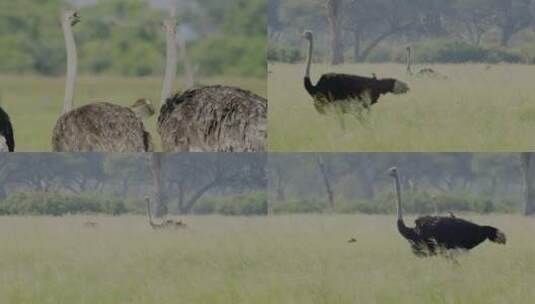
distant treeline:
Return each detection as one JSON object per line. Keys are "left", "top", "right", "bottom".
{"left": 269, "top": 0, "right": 535, "bottom": 64}
{"left": 272, "top": 191, "right": 520, "bottom": 215}
{"left": 0, "top": 0, "right": 266, "bottom": 78}
{"left": 0, "top": 191, "right": 268, "bottom": 216}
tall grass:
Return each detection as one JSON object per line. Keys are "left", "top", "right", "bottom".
{"left": 268, "top": 63, "right": 535, "bottom": 151}
{"left": 0, "top": 214, "right": 533, "bottom": 303}
{"left": 0, "top": 75, "right": 266, "bottom": 151}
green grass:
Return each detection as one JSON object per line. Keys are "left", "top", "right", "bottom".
{"left": 1, "top": 214, "right": 533, "bottom": 303}
{"left": 268, "top": 63, "right": 535, "bottom": 151}
{"left": 0, "top": 75, "right": 266, "bottom": 151}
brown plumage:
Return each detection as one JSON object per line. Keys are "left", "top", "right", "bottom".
{"left": 52, "top": 102, "right": 153, "bottom": 152}
{"left": 53, "top": 11, "right": 153, "bottom": 152}
{"left": 157, "top": 85, "right": 267, "bottom": 152}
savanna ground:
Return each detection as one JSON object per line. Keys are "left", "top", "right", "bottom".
{"left": 268, "top": 63, "right": 535, "bottom": 151}
{"left": 0, "top": 75, "right": 266, "bottom": 151}
{"left": 1, "top": 214, "right": 533, "bottom": 304}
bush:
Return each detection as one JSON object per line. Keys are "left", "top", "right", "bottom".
{"left": 192, "top": 192, "right": 268, "bottom": 216}
{"left": 392, "top": 39, "right": 524, "bottom": 64}
{"left": 267, "top": 44, "right": 303, "bottom": 63}
{"left": 0, "top": 192, "right": 128, "bottom": 216}
{"left": 272, "top": 199, "right": 327, "bottom": 214}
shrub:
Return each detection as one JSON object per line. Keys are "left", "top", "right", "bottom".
{"left": 267, "top": 44, "right": 303, "bottom": 63}
{"left": 0, "top": 192, "right": 128, "bottom": 216}
{"left": 392, "top": 39, "right": 524, "bottom": 64}
{"left": 272, "top": 199, "right": 327, "bottom": 214}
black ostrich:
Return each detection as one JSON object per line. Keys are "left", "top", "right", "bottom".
{"left": 0, "top": 106, "right": 14, "bottom": 152}
{"left": 388, "top": 167, "right": 506, "bottom": 257}
{"left": 302, "top": 31, "right": 409, "bottom": 116}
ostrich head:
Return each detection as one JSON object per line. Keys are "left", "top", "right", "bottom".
{"left": 302, "top": 30, "right": 313, "bottom": 41}
{"left": 131, "top": 98, "right": 155, "bottom": 118}
{"left": 391, "top": 79, "right": 410, "bottom": 94}
{"left": 377, "top": 79, "right": 410, "bottom": 95}
{"left": 162, "top": 19, "right": 176, "bottom": 35}
{"left": 62, "top": 10, "right": 80, "bottom": 27}
{"left": 487, "top": 227, "right": 507, "bottom": 244}
{"left": 388, "top": 167, "right": 399, "bottom": 177}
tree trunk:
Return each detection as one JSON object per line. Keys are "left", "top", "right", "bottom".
{"left": 150, "top": 153, "right": 167, "bottom": 217}
{"left": 352, "top": 30, "right": 361, "bottom": 63}
{"left": 327, "top": 0, "right": 344, "bottom": 65}
{"left": 316, "top": 156, "right": 335, "bottom": 210}
{"left": 357, "top": 23, "right": 413, "bottom": 62}
{"left": 521, "top": 153, "right": 535, "bottom": 215}
{"left": 181, "top": 179, "right": 220, "bottom": 214}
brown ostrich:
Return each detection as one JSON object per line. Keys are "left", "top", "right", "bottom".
{"left": 406, "top": 47, "right": 447, "bottom": 80}
{"left": 156, "top": 16, "right": 267, "bottom": 152}
{"left": 51, "top": 11, "right": 154, "bottom": 152}
{"left": 145, "top": 197, "right": 186, "bottom": 230}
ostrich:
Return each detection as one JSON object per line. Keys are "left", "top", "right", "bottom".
{"left": 83, "top": 221, "right": 98, "bottom": 228}
{"left": 145, "top": 197, "right": 186, "bottom": 229}
{"left": 388, "top": 167, "right": 506, "bottom": 257}
{"left": 406, "top": 47, "right": 447, "bottom": 80}
{"left": 0, "top": 106, "right": 14, "bottom": 152}
{"left": 156, "top": 16, "right": 267, "bottom": 152}
{"left": 302, "top": 31, "right": 409, "bottom": 116}
{"left": 51, "top": 11, "right": 154, "bottom": 152}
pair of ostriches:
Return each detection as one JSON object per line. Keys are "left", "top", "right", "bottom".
{"left": 6, "top": 10, "right": 266, "bottom": 153}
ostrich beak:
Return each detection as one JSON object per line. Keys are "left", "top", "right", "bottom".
{"left": 387, "top": 167, "right": 398, "bottom": 177}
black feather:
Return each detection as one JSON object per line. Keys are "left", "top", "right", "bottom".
{"left": 0, "top": 106, "right": 15, "bottom": 152}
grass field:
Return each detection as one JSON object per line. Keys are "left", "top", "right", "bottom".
{"left": 0, "top": 75, "right": 266, "bottom": 151}
{"left": 1, "top": 214, "right": 533, "bottom": 304}
{"left": 268, "top": 63, "right": 535, "bottom": 151}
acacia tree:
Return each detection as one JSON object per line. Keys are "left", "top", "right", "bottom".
{"left": 493, "top": 0, "right": 533, "bottom": 46}
{"left": 344, "top": 0, "right": 417, "bottom": 62}
{"left": 165, "top": 153, "right": 266, "bottom": 214}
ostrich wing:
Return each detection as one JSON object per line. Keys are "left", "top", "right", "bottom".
{"left": 315, "top": 73, "right": 381, "bottom": 102}
{"left": 415, "top": 216, "right": 489, "bottom": 250}
{"left": 0, "top": 107, "right": 14, "bottom": 151}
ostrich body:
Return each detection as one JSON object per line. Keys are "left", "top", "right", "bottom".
{"left": 158, "top": 87, "right": 267, "bottom": 152}
{"left": 406, "top": 47, "right": 447, "bottom": 80}
{"left": 388, "top": 167, "right": 506, "bottom": 257}
{"left": 302, "top": 31, "right": 409, "bottom": 114}
{"left": 0, "top": 106, "right": 14, "bottom": 152}
{"left": 52, "top": 11, "right": 154, "bottom": 152}
{"left": 145, "top": 197, "right": 186, "bottom": 229}
{"left": 156, "top": 17, "right": 267, "bottom": 152}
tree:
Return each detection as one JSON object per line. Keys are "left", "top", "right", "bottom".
{"left": 493, "top": 0, "right": 533, "bottom": 46}
{"left": 521, "top": 153, "right": 535, "bottom": 215}
{"left": 316, "top": 154, "right": 335, "bottom": 209}
{"left": 150, "top": 153, "right": 167, "bottom": 217}
{"left": 345, "top": 0, "right": 417, "bottom": 62}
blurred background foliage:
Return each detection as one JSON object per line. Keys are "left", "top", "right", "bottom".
{"left": 268, "top": 0, "right": 535, "bottom": 64}
{"left": 0, "top": 0, "right": 266, "bottom": 78}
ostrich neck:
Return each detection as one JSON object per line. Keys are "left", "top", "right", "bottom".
{"left": 62, "top": 21, "right": 77, "bottom": 114}
{"left": 146, "top": 199, "right": 154, "bottom": 225}
{"left": 407, "top": 49, "right": 412, "bottom": 73}
{"left": 177, "top": 34, "right": 194, "bottom": 89}
{"left": 305, "top": 38, "right": 313, "bottom": 79}
{"left": 161, "top": 19, "right": 178, "bottom": 106}
{"left": 394, "top": 173, "right": 403, "bottom": 221}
